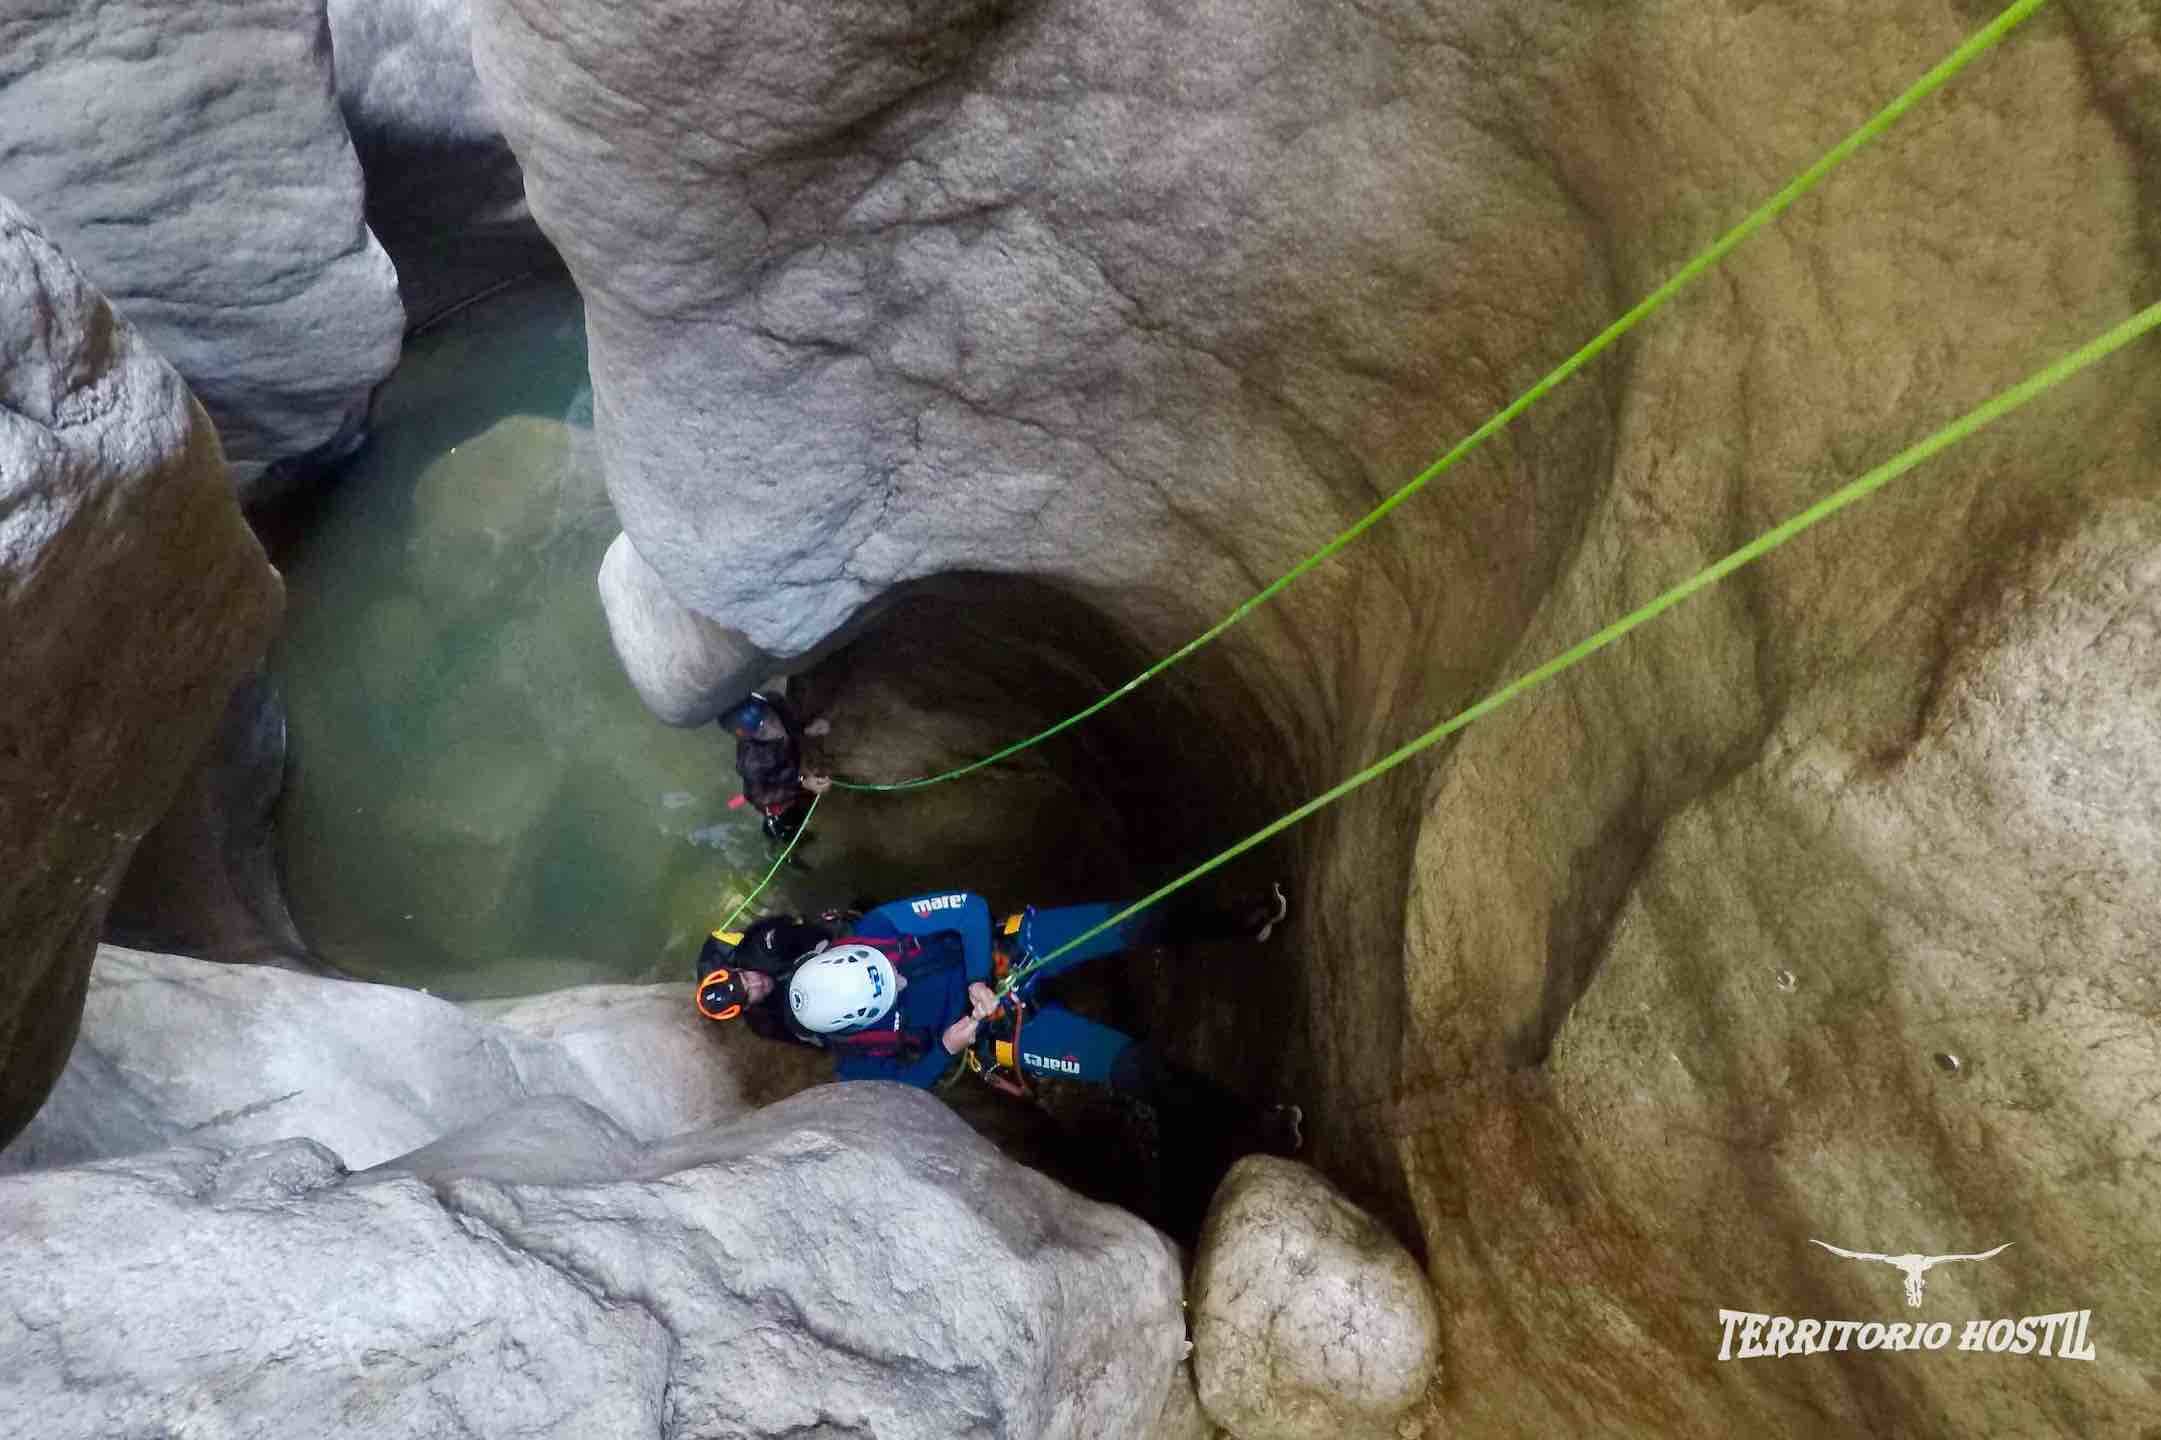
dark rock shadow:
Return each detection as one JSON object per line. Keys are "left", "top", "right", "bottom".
{"left": 787, "top": 571, "right": 1299, "bottom": 1238}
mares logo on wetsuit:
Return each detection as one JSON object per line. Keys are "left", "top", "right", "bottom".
{"left": 910, "top": 894, "right": 967, "bottom": 917}
{"left": 1024, "top": 1052, "right": 1081, "bottom": 1075}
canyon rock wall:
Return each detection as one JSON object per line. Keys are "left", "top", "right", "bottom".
{"left": 0, "top": 0, "right": 402, "bottom": 498}
{"left": 0, "top": 1084, "right": 1187, "bottom": 1439}
{"left": 0, "top": 201, "right": 282, "bottom": 1149}
{"left": 473, "top": 1, "right": 2161, "bottom": 1433}
{"left": 0, "top": 947, "right": 828, "bottom": 1176}
{"left": 329, "top": 0, "right": 560, "bottom": 328}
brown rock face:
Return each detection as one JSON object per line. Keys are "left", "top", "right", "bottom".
{"left": 0, "top": 200, "right": 283, "bottom": 1146}
{"left": 473, "top": 0, "right": 2161, "bottom": 1432}
{"left": 103, "top": 673, "right": 314, "bottom": 970}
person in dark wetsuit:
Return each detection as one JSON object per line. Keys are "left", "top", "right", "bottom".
{"left": 717, "top": 692, "right": 830, "bottom": 844}
{"left": 698, "top": 888, "right": 1301, "bottom": 1196}
{"left": 693, "top": 911, "right": 853, "bottom": 1046}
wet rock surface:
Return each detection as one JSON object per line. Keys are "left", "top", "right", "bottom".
{"left": 0, "top": 0, "right": 402, "bottom": 497}
{"left": 0, "top": 1084, "right": 1187, "bottom": 1440}
{"left": 0, "top": 202, "right": 282, "bottom": 1148}
{"left": 104, "top": 673, "right": 315, "bottom": 970}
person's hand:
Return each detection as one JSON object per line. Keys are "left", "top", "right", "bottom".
{"left": 966, "top": 982, "right": 1001, "bottom": 1021}
{"left": 941, "top": 1014, "right": 980, "bottom": 1055}
{"left": 802, "top": 773, "right": 832, "bottom": 795}
{"left": 804, "top": 717, "right": 832, "bottom": 738}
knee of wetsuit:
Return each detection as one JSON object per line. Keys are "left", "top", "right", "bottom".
{"left": 1108, "top": 1042, "right": 1164, "bottom": 1097}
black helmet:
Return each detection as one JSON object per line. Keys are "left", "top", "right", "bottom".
{"left": 696, "top": 967, "right": 750, "bottom": 1022}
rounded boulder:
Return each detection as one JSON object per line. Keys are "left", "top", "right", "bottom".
{"left": 1192, "top": 1156, "right": 1441, "bottom": 1440}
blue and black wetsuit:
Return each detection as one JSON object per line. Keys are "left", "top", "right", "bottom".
{"left": 822, "top": 891, "right": 993, "bottom": 1088}
{"left": 831, "top": 892, "right": 1239, "bottom": 1098}
{"left": 755, "top": 887, "right": 1291, "bottom": 1236}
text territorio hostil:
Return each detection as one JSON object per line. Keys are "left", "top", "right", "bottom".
{"left": 1715, "top": 1309, "right": 2097, "bottom": 1361}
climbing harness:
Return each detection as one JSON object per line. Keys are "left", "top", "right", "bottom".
{"left": 953, "top": 911, "right": 1038, "bottom": 1095}
{"left": 960, "top": 996, "right": 1032, "bottom": 1097}
{"left": 830, "top": 0, "right": 2052, "bottom": 794}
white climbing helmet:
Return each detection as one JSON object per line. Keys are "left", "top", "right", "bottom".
{"left": 788, "top": 944, "right": 899, "bottom": 1034}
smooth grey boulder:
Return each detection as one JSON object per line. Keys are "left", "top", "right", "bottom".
{"left": 466, "top": 979, "right": 829, "bottom": 1140}
{"left": 0, "top": 0, "right": 402, "bottom": 497}
{"left": 0, "top": 947, "right": 826, "bottom": 1175}
{"left": 0, "top": 1085, "right": 1190, "bottom": 1440}
{"left": 0, "top": 1136, "right": 673, "bottom": 1436}
{"left": 331, "top": 0, "right": 499, "bottom": 148}
{"left": 328, "top": 0, "right": 559, "bottom": 328}
{"left": 0, "top": 203, "right": 282, "bottom": 1149}
{"left": 473, "top": 0, "right": 1143, "bottom": 661}
{"left": 1192, "top": 1156, "right": 1440, "bottom": 1440}
{"left": 597, "top": 530, "right": 771, "bottom": 726}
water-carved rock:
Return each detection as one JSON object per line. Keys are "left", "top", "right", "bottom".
{"left": 0, "top": 947, "right": 828, "bottom": 1175}
{"left": 0, "top": 201, "right": 282, "bottom": 1148}
{"left": 0, "top": 1084, "right": 1188, "bottom": 1440}
{"left": 0, "top": 0, "right": 403, "bottom": 497}
{"left": 328, "top": 0, "right": 560, "bottom": 328}
{"left": 597, "top": 531, "right": 771, "bottom": 727}
{"left": 469, "top": 3, "right": 2161, "bottom": 1433}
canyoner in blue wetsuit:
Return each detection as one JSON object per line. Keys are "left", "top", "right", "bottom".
{"left": 698, "top": 886, "right": 1301, "bottom": 1157}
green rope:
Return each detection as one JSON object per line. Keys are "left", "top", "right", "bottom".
{"left": 710, "top": 789, "right": 824, "bottom": 939}
{"left": 992, "top": 299, "right": 2161, "bottom": 999}
{"left": 833, "top": 0, "right": 2052, "bottom": 794}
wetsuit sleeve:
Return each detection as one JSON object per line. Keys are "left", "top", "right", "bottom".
{"left": 834, "top": 1044, "right": 957, "bottom": 1090}
{"left": 859, "top": 893, "right": 994, "bottom": 981}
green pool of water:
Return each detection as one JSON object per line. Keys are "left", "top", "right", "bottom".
{"left": 272, "top": 279, "right": 780, "bottom": 998}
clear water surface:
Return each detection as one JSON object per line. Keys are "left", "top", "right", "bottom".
{"left": 272, "top": 279, "right": 780, "bottom": 997}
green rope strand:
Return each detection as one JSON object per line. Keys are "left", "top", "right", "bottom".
{"left": 993, "top": 298, "right": 2161, "bottom": 997}
{"left": 710, "top": 789, "right": 824, "bottom": 939}
{"left": 834, "top": 0, "right": 2052, "bottom": 794}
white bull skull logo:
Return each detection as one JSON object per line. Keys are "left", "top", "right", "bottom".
{"left": 1809, "top": 1239, "right": 2012, "bottom": 1307}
